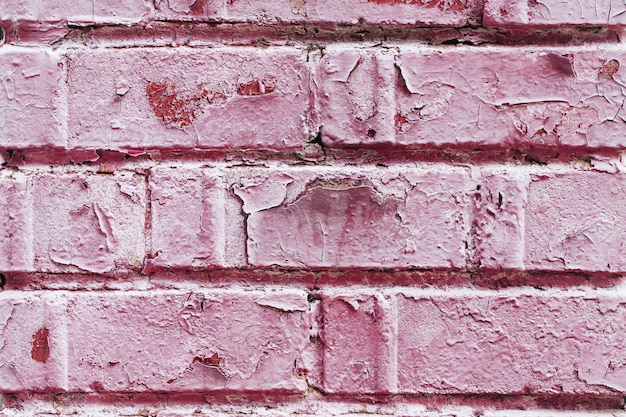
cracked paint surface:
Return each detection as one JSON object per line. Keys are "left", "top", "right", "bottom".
{"left": 322, "top": 289, "right": 626, "bottom": 395}
{"left": 0, "top": 46, "right": 62, "bottom": 149}
{"left": 0, "top": 0, "right": 153, "bottom": 26}
{"left": 396, "top": 290, "right": 626, "bottom": 394}
{"left": 148, "top": 168, "right": 223, "bottom": 270}
{"left": 32, "top": 173, "right": 146, "bottom": 273}
{"left": 395, "top": 46, "right": 626, "bottom": 149}
{"left": 156, "top": 0, "right": 480, "bottom": 25}
{"left": 66, "top": 290, "right": 310, "bottom": 393}
{"left": 0, "top": 291, "right": 66, "bottom": 392}
{"left": 0, "top": 173, "right": 29, "bottom": 272}
{"left": 484, "top": 0, "right": 626, "bottom": 26}
{"left": 313, "top": 47, "right": 396, "bottom": 148}
{"left": 67, "top": 47, "right": 308, "bottom": 152}
{"left": 525, "top": 172, "right": 626, "bottom": 272}
{"left": 237, "top": 168, "right": 476, "bottom": 268}
{"left": 321, "top": 292, "right": 396, "bottom": 394}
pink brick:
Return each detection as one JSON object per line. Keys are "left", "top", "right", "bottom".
{"left": 32, "top": 172, "right": 146, "bottom": 274}
{"left": 0, "top": 0, "right": 153, "bottom": 26}
{"left": 0, "top": 47, "right": 63, "bottom": 149}
{"left": 67, "top": 48, "right": 309, "bottom": 152}
{"left": 312, "top": 47, "right": 396, "bottom": 148}
{"left": 320, "top": 46, "right": 626, "bottom": 150}
{"left": 148, "top": 167, "right": 224, "bottom": 270}
{"left": 484, "top": 0, "right": 626, "bottom": 27}
{"left": 322, "top": 289, "right": 626, "bottom": 395}
{"left": 235, "top": 167, "right": 476, "bottom": 269}
{"left": 474, "top": 169, "right": 529, "bottom": 270}
{"left": 321, "top": 291, "right": 395, "bottom": 394}
{"left": 525, "top": 171, "right": 626, "bottom": 272}
{"left": 66, "top": 289, "right": 310, "bottom": 393}
{"left": 0, "top": 291, "right": 66, "bottom": 392}
{"left": 396, "top": 290, "right": 626, "bottom": 394}
{"left": 0, "top": 173, "right": 30, "bottom": 272}
{"left": 394, "top": 46, "right": 626, "bottom": 150}
{"left": 155, "top": 0, "right": 480, "bottom": 25}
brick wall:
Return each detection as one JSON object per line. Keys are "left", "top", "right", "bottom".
{"left": 1, "top": 1, "right": 626, "bottom": 416}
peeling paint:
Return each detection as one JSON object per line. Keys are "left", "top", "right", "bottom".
{"left": 49, "top": 202, "right": 117, "bottom": 273}
{"left": 146, "top": 81, "right": 206, "bottom": 128}
{"left": 233, "top": 173, "right": 294, "bottom": 214}
{"left": 237, "top": 77, "right": 277, "bottom": 96}
{"left": 368, "top": 0, "right": 467, "bottom": 11}
{"left": 255, "top": 292, "right": 308, "bottom": 312}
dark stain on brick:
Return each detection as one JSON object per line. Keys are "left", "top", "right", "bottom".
{"left": 237, "top": 77, "right": 277, "bottom": 96}
{"left": 546, "top": 53, "right": 575, "bottom": 77}
{"left": 601, "top": 59, "right": 620, "bottom": 77}
{"left": 89, "top": 381, "right": 105, "bottom": 391}
{"left": 368, "top": 0, "right": 466, "bottom": 11}
{"left": 189, "top": 0, "right": 206, "bottom": 14}
{"left": 31, "top": 327, "right": 50, "bottom": 363}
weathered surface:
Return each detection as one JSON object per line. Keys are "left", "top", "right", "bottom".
{"left": 148, "top": 168, "right": 224, "bottom": 270}
{"left": 67, "top": 47, "right": 309, "bottom": 152}
{"left": 155, "top": 0, "right": 481, "bottom": 25}
{"left": 321, "top": 291, "right": 396, "bottom": 394}
{"left": 322, "top": 289, "right": 626, "bottom": 395}
{"left": 525, "top": 172, "right": 626, "bottom": 272}
{"left": 0, "top": 291, "right": 66, "bottom": 392}
{"left": 32, "top": 172, "right": 146, "bottom": 273}
{"left": 236, "top": 168, "right": 476, "bottom": 268}
{"left": 474, "top": 169, "right": 529, "bottom": 270}
{"left": 0, "top": 172, "right": 30, "bottom": 272}
{"left": 0, "top": 47, "right": 63, "bottom": 149}
{"left": 313, "top": 47, "right": 397, "bottom": 148}
{"left": 394, "top": 46, "right": 626, "bottom": 149}
{"left": 484, "top": 0, "right": 626, "bottom": 27}
{"left": 66, "top": 289, "right": 311, "bottom": 393}
{"left": 0, "top": 0, "right": 154, "bottom": 26}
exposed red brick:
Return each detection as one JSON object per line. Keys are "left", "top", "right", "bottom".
{"left": 31, "top": 328, "right": 50, "bottom": 363}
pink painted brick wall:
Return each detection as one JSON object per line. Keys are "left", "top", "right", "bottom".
{"left": 1, "top": 1, "right": 626, "bottom": 416}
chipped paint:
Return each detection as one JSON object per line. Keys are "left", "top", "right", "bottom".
{"left": 31, "top": 328, "right": 50, "bottom": 363}
{"left": 368, "top": 0, "right": 467, "bottom": 11}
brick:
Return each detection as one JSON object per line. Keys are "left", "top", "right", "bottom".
{"left": 394, "top": 46, "right": 626, "bottom": 150}
{"left": 321, "top": 291, "right": 396, "bottom": 394}
{"left": 155, "top": 0, "right": 481, "bottom": 25}
{"left": 322, "top": 289, "right": 626, "bottom": 395}
{"left": 66, "top": 289, "right": 310, "bottom": 393}
{"left": 0, "top": 291, "right": 66, "bottom": 392}
{"left": 148, "top": 167, "right": 224, "bottom": 270}
{"left": 484, "top": 0, "right": 626, "bottom": 27}
{"left": 234, "top": 167, "right": 476, "bottom": 269}
{"left": 473, "top": 169, "right": 529, "bottom": 270}
{"left": 67, "top": 47, "right": 309, "bottom": 152}
{"left": 525, "top": 171, "right": 626, "bottom": 272}
{"left": 32, "top": 172, "right": 146, "bottom": 274}
{"left": 0, "top": 172, "right": 30, "bottom": 272}
{"left": 312, "top": 47, "right": 396, "bottom": 148}
{"left": 396, "top": 290, "right": 626, "bottom": 394}
{"left": 0, "top": 46, "right": 63, "bottom": 149}
{"left": 0, "top": 0, "right": 153, "bottom": 26}
{"left": 320, "top": 46, "right": 626, "bottom": 150}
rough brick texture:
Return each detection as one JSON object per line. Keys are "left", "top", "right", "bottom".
{"left": 67, "top": 47, "right": 309, "bottom": 152}
{"left": 484, "top": 0, "right": 626, "bottom": 27}
{"left": 322, "top": 289, "right": 626, "bottom": 395}
{"left": 2, "top": 0, "right": 626, "bottom": 416}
